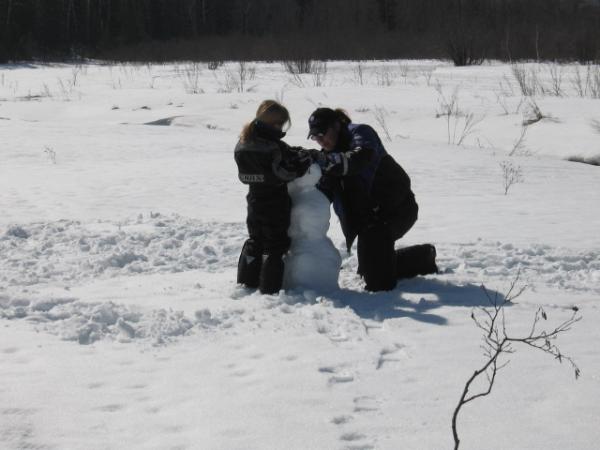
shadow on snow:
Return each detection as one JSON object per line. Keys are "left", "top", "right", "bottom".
{"left": 328, "top": 277, "right": 507, "bottom": 326}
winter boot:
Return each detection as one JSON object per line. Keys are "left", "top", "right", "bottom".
{"left": 237, "top": 239, "right": 262, "bottom": 288}
{"left": 396, "top": 244, "right": 438, "bottom": 279}
{"left": 259, "top": 253, "right": 285, "bottom": 295}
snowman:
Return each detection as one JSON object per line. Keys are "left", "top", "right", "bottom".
{"left": 283, "top": 164, "right": 341, "bottom": 292}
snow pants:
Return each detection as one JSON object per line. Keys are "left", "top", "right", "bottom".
{"left": 357, "top": 199, "right": 437, "bottom": 292}
{"left": 237, "top": 193, "right": 291, "bottom": 294}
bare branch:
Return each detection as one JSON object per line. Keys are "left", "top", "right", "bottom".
{"left": 452, "top": 274, "right": 581, "bottom": 449}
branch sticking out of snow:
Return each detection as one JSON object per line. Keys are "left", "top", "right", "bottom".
{"left": 452, "top": 270, "right": 581, "bottom": 449}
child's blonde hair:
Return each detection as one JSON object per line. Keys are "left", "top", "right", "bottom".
{"left": 240, "top": 100, "right": 291, "bottom": 143}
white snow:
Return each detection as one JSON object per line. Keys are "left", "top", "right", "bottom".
{"left": 1, "top": 60, "right": 599, "bottom": 450}
{"left": 284, "top": 163, "right": 341, "bottom": 293}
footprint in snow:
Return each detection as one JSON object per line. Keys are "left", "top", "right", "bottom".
{"left": 353, "top": 396, "right": 380, "bottom": 414}
{"left": 94, "top": 404, "right": 125, "bottom": 413}
{"left": 330, "top": 374, "right": 354, "bottom": 384}
{"left": 2, "top": 347, "right": 19, "bottom": 354}
{"left": 1, "top": 408, "right": 37, "bottom": 416}
{"left": 0, "top": 408, "right": 44, "bottom": 450}
{"left": 230, "top": 368, "right": 253, "bottom": 378}
{"left": 376, "top": 343, "right": 408, "bottom": 370}
{"left": 319, "top": 365, "right": 355, "bottom": 385}
{"left": 339, "top": 431, "right": 376, "bottom": 449}
{"left": 145, "top": 406, "right": 161, "bottom": 414}
{"left": 340, "top": 432, "right": 367, "bottom": 441}
{"left": 342, "top": 444, "right": 375, "bottom": 450}
{"left": 331, "top": 415, "right": 353, "bottom": 425}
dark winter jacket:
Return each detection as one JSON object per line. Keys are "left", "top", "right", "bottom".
{"left": 317, "top": 123, "right": 416, "bottom": 251}
{"left": 234, "top": 120, "right": 311, "bottom": 253}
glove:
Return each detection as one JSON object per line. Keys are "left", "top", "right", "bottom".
{"left": 307, "top": 149, "right": 327, "bottom": 167}
{"left": 321, "top": 152, "right": 348, "bottom": 176}
{"left": 316, "top": 175, "right": 338, "bottom": 202}
{"left": 292, "top": 152, "right": 313, "bottom": 177}
{"left": 309, "top": 150, "right": 347, "bottom": 176}
{"left": 285, "top": 148, "right": 313, "bottom": 177}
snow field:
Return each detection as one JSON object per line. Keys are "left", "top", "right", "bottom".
{"left": 1, "top": 60, "right": 599, "bottom": 449}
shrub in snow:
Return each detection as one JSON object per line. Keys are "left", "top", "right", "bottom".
{"left": 282, "top": 59, "right": 316, "bottom": 75}
{"left": 452, "top": 272, "right": 581, "bottom": 449}
{"left": 220, "top": 62, "right": 255, "bottom": 93}
{"left": 435, "top": 84, "right": 484, "bottom": 146}
{"left": 499, "top": 160, "right": 524, "bottom": 195}
{"left": 512, "top": 64, "right": 543, "bottom": 97}
{"left": 373, "top": 105, "right": 392, "bottom": 142}
{"left": 207, "top": 60, "right": 224, "bottom": 71}
{"left": 178, "top": 62, "right": 204, "bottom": 94}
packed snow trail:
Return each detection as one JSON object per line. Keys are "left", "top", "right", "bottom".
{"left": 2, "top": 215, "right": 597, "bottom": 300}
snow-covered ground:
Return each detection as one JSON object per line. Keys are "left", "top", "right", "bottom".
{"left": 1, "top": 60, "right": 599, "bottom": 450}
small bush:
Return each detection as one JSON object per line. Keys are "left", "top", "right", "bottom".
{"left": 500, "top": 160, "right": 524, "bottom": 195}
{"left": 512, "top": 65, "right": 543, "bottom": 97}
{"left": 282, "top": 59, "right": 316, "bottom": 75}
{"left": 207, "top": 61, "right": 224, "bottom": 71}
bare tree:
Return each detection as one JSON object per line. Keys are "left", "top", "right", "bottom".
{"left": 452, "top": 272, "right": 581, "bottom": 449}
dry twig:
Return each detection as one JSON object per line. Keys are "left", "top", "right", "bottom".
{"left": 452, "top": 270, "right": 581, "bottom": 449}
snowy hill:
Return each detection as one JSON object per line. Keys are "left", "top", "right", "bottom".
{"left": 1, "top": 60, "right": 599, "bottom": 450}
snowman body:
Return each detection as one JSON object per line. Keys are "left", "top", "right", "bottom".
{"left": 283, "top": 164, "right": 341, "bottom": 292}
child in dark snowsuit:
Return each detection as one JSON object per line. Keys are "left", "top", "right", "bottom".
{"left": 234, "top": 100, "right": 312, "bottom": 294}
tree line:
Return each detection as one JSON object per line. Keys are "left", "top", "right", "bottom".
{"left": 1, "top": 0, "right": 599, "bottom": 64}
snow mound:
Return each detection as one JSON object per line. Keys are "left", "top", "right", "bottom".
{"left": 5, "top": 226, "right": 30, "bottom": 239}
{"left": 144, "top": 116, "right": 182, "bottom": 126}
{"left": 438, "top": 241, "right": 600, "bottom": 294}
{"left": 567, "top": 155, "right": 600, "bottom": 167}
{"left": 0, "top": 294, "right": 243, "bottom": 345}
{"left": 0, "top": 214, "right": 245, "bottom": 287}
